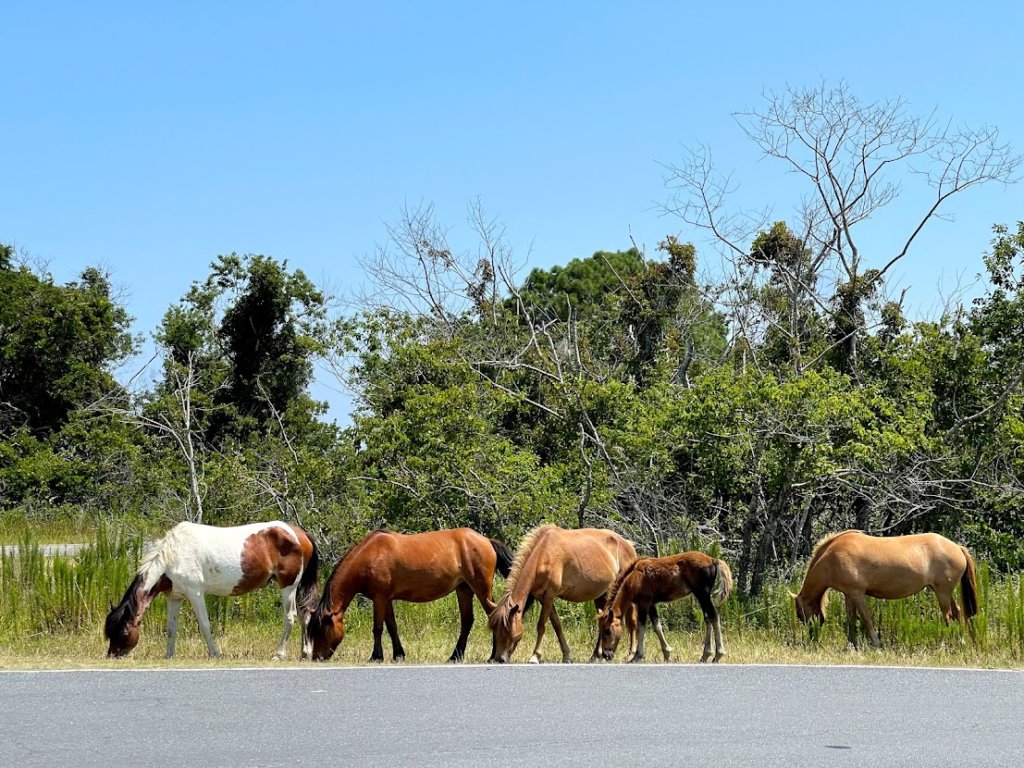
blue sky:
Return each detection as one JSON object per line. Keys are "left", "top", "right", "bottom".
{"left": 2, "top": 2, "right": 1022, "bottom": 423}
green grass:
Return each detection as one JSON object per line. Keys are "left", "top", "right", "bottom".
{"left": 1, "top": 525, "right": 1023, "bottom": 670}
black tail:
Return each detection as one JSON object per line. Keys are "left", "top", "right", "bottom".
{"left": 297, "top": 533, "right": 320, "bottom": 615}
{"left": 490, "top": 537, "right": 514, "bottom": 578}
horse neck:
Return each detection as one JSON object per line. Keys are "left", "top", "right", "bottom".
{"left": 609, "top": 570, "right": 640, "bottom": 619}
{"left": 504, "top": 539, "right": 546, "bottom": 607}
{"left": 117, "top": 565, "right": 170, "bottom": 628}
{"left": 323, "top": 553, "right": 362, "bottom": 613}
{"left": 798, "top": 562, "right": 828, "bottom": 607}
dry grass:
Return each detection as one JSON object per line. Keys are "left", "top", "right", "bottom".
{"left": 2, "top": 523, "right": 1023, "bottom": 671}
{"left": 1, "top": 591, "right": 1020, "bottom": 671}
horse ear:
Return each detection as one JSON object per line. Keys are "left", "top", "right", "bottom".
{"left": 109, "top": 601, "right": 115, "bottom": 612}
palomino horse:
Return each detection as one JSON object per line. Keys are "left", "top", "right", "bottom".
{"left": 598, "top": 551, "right": 733, "bottom": 663}
{"left": 488, "top": 525, "right": 637, "bottom": 664}
{"left": 105, "top": 521, "right": 319, "bottom": 659}
{"left": 792, "top": 530, "right": 978, "bottom": 647}
{"left": 308, "top": 528, "right": 514, "bottom": 662}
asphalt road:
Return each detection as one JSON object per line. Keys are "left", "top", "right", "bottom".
{"left": 0, "top": 664, "right": 1019, "bottom": 767}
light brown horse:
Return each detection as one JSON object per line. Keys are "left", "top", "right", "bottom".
{"left": 308, "top": 528, "right": 513, "bottom": 662}
{"left": 488, "top": 525, "right": 637, "bottom": 663}
{"left": 792, "top": 529, "right": 978, "bottom": 647}
{"left": 598, "top": 551, "right": 733, "bottom": 663}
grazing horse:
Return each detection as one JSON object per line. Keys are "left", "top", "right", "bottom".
{"left": 307, "top": 528, "right": 514, "bottom": 662}
{"left": 488, "top": 525, "right": 637, "bottom": 664}
{"left": 104, "top": 521, "right": 319, "bottom": 659}
{"left": 792, "top": 530, "right": 979, "bottom": 647}
{"left": 597, "top": 551, "right": 733, "bottom": 663}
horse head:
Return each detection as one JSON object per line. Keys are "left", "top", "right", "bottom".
{"left": 308, "top": 607, "right": 346, "bottom": 661}
{"left": 104, "top": 601, "right": 140, "bottom": 658}
{"left": 487, "top": 598, "right": 523, "bottom": 663}
{"left": 596, "top": 608, "right": 623, "bottom": 661}
{"left": 791, "top": 590, "right": 826, "bottom": 632}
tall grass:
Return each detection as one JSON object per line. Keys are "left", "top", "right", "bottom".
{"left": 3, "top": 526, "right": 1024, "bottom": 668}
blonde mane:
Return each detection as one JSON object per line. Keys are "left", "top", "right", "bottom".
{"left": 502, "top": 524, "right": 556, "bottom": 596}
{"left": 807, "top": 529, "right": 861, "bottom": 570}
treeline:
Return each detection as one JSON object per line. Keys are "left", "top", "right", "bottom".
{"left": 2, "top": 85, "right": 1023, "bottom": 596}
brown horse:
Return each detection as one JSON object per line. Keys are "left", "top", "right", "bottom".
{"left": 488, "top": 525, "right": 637, "bottom": 664}
{"left": 104, "top": 521, "right": 319, "bottom": 659}
{"left": 792, "top": 529, "right": 979, "bottom": 647}
{"left": 308, "top": 528, "right": 513, "bottom": 662}
{"left": 598, "top": 551, "right": 733, "bottom": 663}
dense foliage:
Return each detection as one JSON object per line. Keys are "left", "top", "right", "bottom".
{"left": 3, "top": 86, "right": 1022, "bottom": 598}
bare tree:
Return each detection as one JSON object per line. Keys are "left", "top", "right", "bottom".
{"left": 663, "top": 81, "right": 1020, "bottom": 370}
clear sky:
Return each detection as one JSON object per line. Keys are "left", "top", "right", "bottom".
{"left": 2, "top": 2, "right": 1022, "bottom": 423}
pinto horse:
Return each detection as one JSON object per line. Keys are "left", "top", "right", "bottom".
{"left": 488, "top": 525, "right": 637, "bottom": 664}
{"left": 308, "top": 528, "right": 514, "bottom": 662}
{"left": 792, "top": 530, "right": 979, "bottom": 647}
{"left": 104, "top": 521, "right": 319, "bottom": 659}
{"left": 597, "top": 551, "right": 733, "bottom": 663}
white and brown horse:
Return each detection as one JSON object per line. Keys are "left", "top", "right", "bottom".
{"left": 488, "top": 525, "right": 637, "bottom": 663}
{"left": 104, "top": 521, "right": 319, "bottom": 659}
{"left": 792, "top": 529, "right": 978, "bottom": 647}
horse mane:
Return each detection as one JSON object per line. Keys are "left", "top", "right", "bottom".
{"left": 502, "top": 524, "right": 555, "bottom": 597}
{"left": 807, "top": 529, "right": 862, "bottom": 570}
{"left": 605, "top": 559, "right": 641, "bottom": 611}
{"left": 104, "top": 572, "right": 145, "bottom": 640}
{"left": 314, "top": 530, "right": 386, "bottom": 615}
{"left": 488, "top": 525, "right": 556, "bottom": 630}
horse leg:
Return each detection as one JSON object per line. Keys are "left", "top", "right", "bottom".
{"left": 649, "top": 604, "right": 673, "bottom": 661}
{"left": 165, "top": 597, "right": 183, "bottom": 658}
{"left": 589, "top": 594, "right": 607, "bottom": 662}
{"left": 529, "top": 598, "right": 553, "bottom": 664}
{"left": 185, "top": 591, "right": 220, "bottom": 657}
{"left": 844, "top": 595, "right": 859, "bottom": 649}
{"left": 273, "top": 584, "right": 298, "bottom": 661}
{"left": 385, "top": 603, "right": 405, "bottom": 661}
{"left": 547, "top": 607, "right": 572, "bottom": 663}
{"left": 299, "top": 607, "right": 313, "bottom": 661}
{"left": 369, "top": 598, "right": 387, "bottom": 662}
{"left": 849, "top": 593, "right": 880, "bottom": 647}
{"left": 935, "top": 587, "right": 959, "bottom": 623}
{"left": 694, "top": 591, "right": 719, "bottom": 662}
{"left": 629, "top": 606, "right": 649, "bottom": 663}
{"left": 449, "top": 584, "right": 474, "bottom": 663}
{"left": 711, "top": 608, "right": 726, "bottom": 663}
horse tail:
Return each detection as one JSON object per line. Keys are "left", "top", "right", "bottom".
{"left": 490, "top": 537, "right": 515, "bottom": 578}
{"left": 959, "top": 546, "right": 979, "bottom": 620}
{"left": 297, "top": 532, "right": 321, "bottom": 615}
{"left": 714, "top": 559, "right": 734, "bottom": 607}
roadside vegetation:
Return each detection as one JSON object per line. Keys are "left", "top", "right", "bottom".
{"left": 2, "top": 84, "right": 1023, "bottom": 669}
{"left": 2, "top": 525, "right": 1023, "bottom": 669}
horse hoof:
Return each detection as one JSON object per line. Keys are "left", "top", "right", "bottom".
{"left": 528, "top": 656, "right": 540, "bottom": 664}
{"left": 394, "top": 655, "right": 406, "bottom": 663}
{"left": 369, "top": 656, "right": 384, "bottom": 664}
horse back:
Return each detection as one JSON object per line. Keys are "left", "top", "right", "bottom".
{"left": 811, "top": 531, "right": 967, "bottom": 597}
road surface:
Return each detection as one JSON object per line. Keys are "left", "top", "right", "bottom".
{"left": 0, "top": 664, "right": 1019, "bottom": 767}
